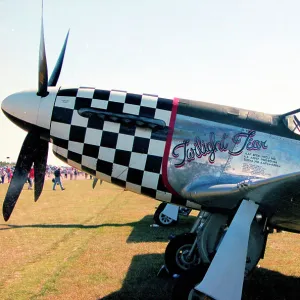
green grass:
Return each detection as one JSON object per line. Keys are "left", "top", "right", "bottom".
{"left": 1, "top": 180, "right": 300, "bottom": 300}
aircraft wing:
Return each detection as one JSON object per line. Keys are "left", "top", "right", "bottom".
{"left": 182, "top": 171, "right": 300, "bottom": 213}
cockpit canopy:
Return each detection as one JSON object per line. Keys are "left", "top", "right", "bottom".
{"left": 282, "top": 109, "right": 300, "bottom": 135}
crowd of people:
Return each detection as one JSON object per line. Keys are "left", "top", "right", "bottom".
{"left": 0, "top": 165, "right": 93, "bottom": 187}
{"left": 0, "top": 166, "right": 13, "bottom": 184}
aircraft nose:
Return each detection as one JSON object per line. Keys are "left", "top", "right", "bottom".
{"left": 2, "top": 91, "right": 40, "bottom": 127}
{"left": 2, "top": 88, "right": 57, "bottom": 132}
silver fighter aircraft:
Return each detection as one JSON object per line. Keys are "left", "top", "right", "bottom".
{"left": 2, "top": 12, "right": 300, "bottom": 300}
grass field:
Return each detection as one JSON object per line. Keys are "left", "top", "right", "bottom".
{"left": 1, "top": 180, "right": 300, "bottom": 300}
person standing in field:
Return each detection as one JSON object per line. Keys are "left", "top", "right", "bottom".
{"left": 53, "top": 168, "right": 65, "bottom": 191}
{"left": 0, "top": 168, "right": 5, "bottom": 184}
{"left": 27, "top": 167, "right": 34, "bottom": 190}
{"left": 6, "top": 167, "right": 12, "bottom": 183}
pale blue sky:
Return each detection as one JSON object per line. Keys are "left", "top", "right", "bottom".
{"left": 1, "top": 0, "right": 300, "bottom": 165}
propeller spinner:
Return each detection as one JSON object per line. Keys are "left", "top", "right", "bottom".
{"left": 1, "top": 9, "right": 70, "bottom": 221}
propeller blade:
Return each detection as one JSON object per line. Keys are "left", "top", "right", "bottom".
{"left": 33, "top": 140, "right": 49, "bottom": 202}
{"left": 3, "top": 132, "right": 39, "bottom": 221}
{"left": 92, "top": 178, "right": 98, "bottom": 189}
{"left": 48, "top": 30, "right": 70, "bottom": 86}
{"left": 37, "top": 1, "right": 48, "bottom": 97}
{"left": 92, "top": 178, "right": 103, "bottom": 189}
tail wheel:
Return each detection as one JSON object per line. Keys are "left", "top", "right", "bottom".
{"left": 153, "top": 203, "right": 178, "bottom": 227}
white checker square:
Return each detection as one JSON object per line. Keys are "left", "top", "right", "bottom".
{"left": 156, "top": 191, "right": 172, "bottom": 202}
{"left": 96, "top": 171, "right": 111, "bottom": 183}
{"left": 116, "top": 134, "right": 134, "bottom": 151}
{"left": 54, "top": 146, "right": 68, "bottom": 158}
{"left": 68, "top": 141, "right": 84, "bottom": 154}
{"left": 135, "top": 127, "right": 152, "bottom": 138}
{"left": 55, "top": 96, "right": 76, "bottom": 109}
{"left": 82, "top": 155, "right": 97, "bottom": 170}
{"left": 71, "top": 110, "right": 88, "bottom": 127}
{"left": 51, "top": 121, "right": 71, "bottom": 140}
{"left": 67, "top": 159, "right": 81, "bottom": 170}
{"left": 77, "top": 88, "right": 95, "bottom": 98}
{"left": 111, "top": 164, "right": 128, "bottom": 181}
{"left": 141, "top": 94, "right": 158, "bottom": 108}
{"left": 123, "top": 103, "right": 140, "bottom": 115}
{"left": 142, "top": 171, "right": 160, "bottom": 189}
{"left": 126, "top": 182, "right": 141, "bottom": 194}
{"left": 98, "top": 147, "right": 116, "bottom": 162}
{"left": 129, "top": 153, "right": 147, "bottom": 170}
{"left": 154, "top": 109, "right": 171, "bottom": 127}
{"left": 91, "top": 98, "right": 108, "bottom": 109}
{"left": 109, "top": 90, "right": 127, "bottom": 103}
{"left": 84, "top": 128, "right": 102, "bottom": 146}
{"left": 148, "top": 139, "right": 165, "bottom": 156}
{"left": 103, "top": 121, "right": 120, "bottom": 133}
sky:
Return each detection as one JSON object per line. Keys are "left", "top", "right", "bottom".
{"left": 1, "top": 0, "right": 300, "bottom": 165}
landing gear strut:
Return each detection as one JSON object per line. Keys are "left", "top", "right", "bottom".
{"left": 164, "top": 201, "right": 268, "bottom": 299}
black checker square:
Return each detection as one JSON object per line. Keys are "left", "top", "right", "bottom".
{"left": 107, "top": 101, "right": 124, "bottom": 114}
{"left": 57, "top": 88, "right": 78, "bottom": 97}
{"left": 119, "top": 123, "right": 135, "bottom": 136}
{"left": 74, "top": 97, "right": 92, "bottom": 110}
{"left": 145, "top": 155, "right": 162, "bottom": 173}
{"left": 69, "top": 125, "right": 86, "bottom": 143}
{"left": 100, "top": 131, "right": 118, "bottom": 148}
{"left": 87, "top": 116, "right": 104, "bottom": 130}
{"left": 114, "top": 149, "right": 131, "bottom": 166}
{"left": 157, "top": 174, "right": 168, "bottom": 192}
{"left": 141, "top": 186, "right": 156, "bottom": 198}
{"left": 157, "top": 97, "right": 173, "bottom": 111}
{"left": 67, "top": 150, "right": 82, "bottom": 165}
{"left": 52, "top": 137, "right": 69, "bottom": 149}
{"left": 127, "top": 168, "right": 144, "bottom": 185}
{"left": 139, "top": 106, "right": 156, "bottom": 119}
{"left": 52, "top": 107, "right": 74, "bottom": 124}
{"left": 111, "top": 177, "right": 126, "bottom": 188}
{"left": 132, "top": 137, "right": 150, "bottom": 154}
{"left": 83, "top": 143, "right": 99, "bottom": 158}
{"left": 81, "top": 165, "right": 96, "bottom": 176}
{"left": 125, "top": 93, "right": 142, "bottom": 105}
{"left": 93, "top": 89, "right": 110, "bottom": 101}
{"left": 96, "top": 159, "right": 113, "bottom": 176}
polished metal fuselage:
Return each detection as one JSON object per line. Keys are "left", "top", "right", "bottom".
{"left": 167, "top": 98, "right": 300, "bottom": 232}
{"left": 4, "top": 87, "right": 299, "bottom": 232}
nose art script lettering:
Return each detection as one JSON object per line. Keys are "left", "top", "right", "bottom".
{"left": 172, "top": 130, "right": 268, "bottom": 168}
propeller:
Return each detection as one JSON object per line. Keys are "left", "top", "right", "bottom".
{"left": 2, "top": 5, "right": 69, "bottom": 221}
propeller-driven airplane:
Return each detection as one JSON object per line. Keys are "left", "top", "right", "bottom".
{"left": 3, "top": 9, "right": 300, "bottom": 300}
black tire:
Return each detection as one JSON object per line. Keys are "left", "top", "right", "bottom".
{"left": 172, "top": 264, "right": 210, "bottom": 300}
{"left": 153, "top": 203, "right": 178, "bottom": 227}
{"left": 165, "top": 233, "right": 201, "bottom": 275}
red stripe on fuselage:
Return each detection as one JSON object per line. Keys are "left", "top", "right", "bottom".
{"left": 162, "top": 97, "right": 180, "bottom": 196}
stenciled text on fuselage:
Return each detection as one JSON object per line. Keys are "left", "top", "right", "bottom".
{"left": 172, "top": 130, "right": 268, "bottom": 168}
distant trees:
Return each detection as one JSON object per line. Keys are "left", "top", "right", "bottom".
{"left": 0, "top": 161, "right": 14, "bottom": 167}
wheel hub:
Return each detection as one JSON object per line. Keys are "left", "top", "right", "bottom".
{"left": 176, "top": 245, "right": 201, "bottom": 270}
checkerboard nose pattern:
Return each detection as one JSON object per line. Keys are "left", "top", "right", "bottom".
{"left": 50, "top": 87, "right": 182, "bottom": 204}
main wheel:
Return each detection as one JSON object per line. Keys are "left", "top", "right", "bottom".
{"left": 165, "top": 233, "right": 201, "bottom": 275}
{"left": 172, "top": 264, "right": 210, "bottom": 300}
{"left": 153, "top": 203, "right": 178, "bottom": 227}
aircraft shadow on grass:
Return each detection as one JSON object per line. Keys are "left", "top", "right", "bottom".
{"left": 100, "top": 253, "right": 300, "bottom": 300}
{"left": 0, "top": 214, "right": 196, "bottom": 244}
